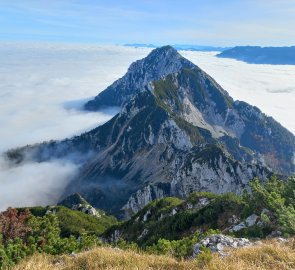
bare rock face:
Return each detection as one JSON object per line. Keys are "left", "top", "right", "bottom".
{"left": 193, "top": 234, "right": 251, "bottom": 256}
{"left": 122, "top": 184, "right": 169, "bottom": 218}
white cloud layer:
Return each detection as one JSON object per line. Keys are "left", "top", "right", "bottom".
{"left": 0, "top": 42, "right": 151, "bottom": 152}
{"left": 0, "top": 43, "right": 294, "bottom": 210}
{"left": 0, "top": 158, "right": 78, "bottom": 211}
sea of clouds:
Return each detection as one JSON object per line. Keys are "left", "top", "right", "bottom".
{"left": 0, "top": 42, "right": 294, "bottom": 210}
{"left": 0, "top": 42, "right": 151, "bottom": 210}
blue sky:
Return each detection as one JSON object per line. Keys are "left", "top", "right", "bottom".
{"left": 1, "top": 0, "right": 295, "bottom": 46}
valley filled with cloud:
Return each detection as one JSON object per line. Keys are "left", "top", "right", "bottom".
{"left": 0, "top": 42, "right": 294, "bottom": 210}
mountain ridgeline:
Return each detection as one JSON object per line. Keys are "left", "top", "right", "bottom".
{"left": 217, "top": 46, "right": 295, "bottom": 65}
{"left": 6, "top": 46, "right": 295, "bottom": 218}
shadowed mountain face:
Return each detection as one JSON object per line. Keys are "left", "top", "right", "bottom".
{"left": 7, "top": 46, "right": 295, "bottom": 218}
{"left": 217, "top": 46, "right": 295, "bottom": 65}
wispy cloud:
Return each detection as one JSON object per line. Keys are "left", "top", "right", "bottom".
{"left": 1, "top": 0, "right": 295, "bottom": 45}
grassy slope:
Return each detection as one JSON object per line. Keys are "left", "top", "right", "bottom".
{"left": 19, "top": 206, "right": 117, "bottom": 237}
{"left": 55, "top": 207, "right": 117, "bottom": 237}
{"left": 14, "top": 239, "right": 295, "bottom": 270}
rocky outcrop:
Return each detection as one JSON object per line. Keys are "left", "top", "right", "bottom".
{"left": 186, "top": 197, "right": 210, "bottom": 211}
{"left": 229, "top": 209, "right": 272, "bottom": 232}
{"left": 58, "top": 193, "right": 101, "bottom": 218}
{"left": 230, "top": 214, "right": 260, "bottom": 232}
{"left": 71, "top": 203, "right": 101, "bottom": 218}
{"left": 193, "top": 234, "right": 251, "bottom": 256}
{"left": 122, "top": 184, "right": 170, "bottom": 218}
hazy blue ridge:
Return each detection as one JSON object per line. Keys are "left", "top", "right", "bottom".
{"left": 217, "top": 46, "right": 295, "bottom": 65}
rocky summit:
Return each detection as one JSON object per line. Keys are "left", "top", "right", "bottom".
{"left": 6, "top": 46, "right": 295, "bottom": 218}
{"left": 84, "top": 45, "right": 195, "bottom": 110}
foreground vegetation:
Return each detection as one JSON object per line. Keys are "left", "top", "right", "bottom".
{"left": 0, "top": 205, "right": 117, "bottom": 269}
{"left": 1, "top": 175, "right": 295, "bottom": 269}
{"left": 13, "top": 239, "right": 295, "bottom": 270}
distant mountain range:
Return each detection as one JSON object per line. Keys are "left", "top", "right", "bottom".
{"left": 124, "top": 43, "right": 230, "bottom": 52}
{"left": 217, "top": 46, "right": 295, "bottom": 65}
{"left": 6, "top": 46, "right": 295, "bottom": 218}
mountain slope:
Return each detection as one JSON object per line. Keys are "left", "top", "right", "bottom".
{"left": 104, "top": 193, "right": 250, "bottom": 246}
{"left": 6, "top": 46, "right": 295, "bottom": 218}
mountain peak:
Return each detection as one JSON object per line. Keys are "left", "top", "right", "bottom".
{"left": 84, "top": 45, "right": 195, "bottom": 110}
{"left": 146, "top": 45, "right": 178, "bottom": 57}
{"left": 58, "top": 193, "right": 89, "bottom": 208}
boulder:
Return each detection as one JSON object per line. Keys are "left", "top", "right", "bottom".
{"left": 245, "top": 214, "right": 259, "bottom": 226}
{"left": 230, "top": 214, "right": 260, "bottom": 232}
